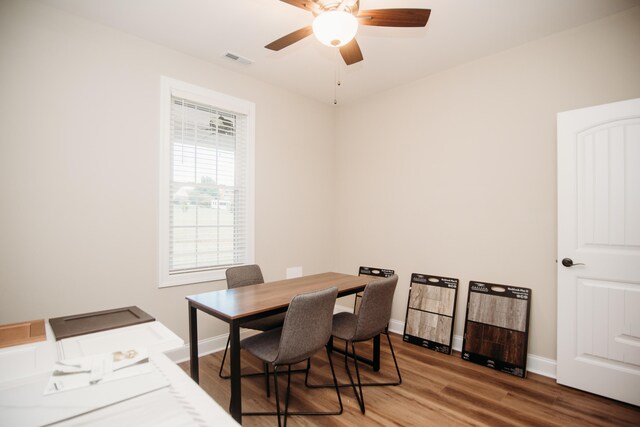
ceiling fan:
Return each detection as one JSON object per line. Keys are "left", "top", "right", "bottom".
{"left": 265, "top": 0, "right": 431, "bottom": 65}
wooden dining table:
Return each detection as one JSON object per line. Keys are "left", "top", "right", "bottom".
{"left": 186, "top": 272, "right": 377, "bottom": 424}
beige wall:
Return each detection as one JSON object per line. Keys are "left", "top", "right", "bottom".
{"left": 1, "top": 0, "right": 639, "bottom": 362}
{"left": 334, "top": 7, "right": 640, "bottom": 359}
{"left": 0, "top": 0, "right": 336, "bottom": 340}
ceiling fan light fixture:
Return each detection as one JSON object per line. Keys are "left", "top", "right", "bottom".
{"left": 312, "top": 10, "right": 358, "bottom": 47}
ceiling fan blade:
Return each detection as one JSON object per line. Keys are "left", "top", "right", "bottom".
{"left": 358, "top": 9, "right": 431, "bottom": 27}
{"left": 339, "top": 39, "right": 363, "bottom": 66}
{"left": 265, "top": 26, "right": 313, "bottom": 51}
{"left": 279, "top": 0, "right": 317, "bottom": 13}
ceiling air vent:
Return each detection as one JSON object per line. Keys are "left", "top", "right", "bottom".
{"left": 223, "top": 52, "right": 253, "bottom": 65}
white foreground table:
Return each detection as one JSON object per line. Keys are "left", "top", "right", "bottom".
{"left": 0, "top": 321, "right": 237, "bottom": 426}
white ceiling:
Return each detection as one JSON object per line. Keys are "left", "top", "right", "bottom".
{"left": 38, "top": 0, "right": 639, "bottom": 105}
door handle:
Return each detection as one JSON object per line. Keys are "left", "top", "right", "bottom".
{"left": 561, "top": 258, "right": 585, "bottom": 267}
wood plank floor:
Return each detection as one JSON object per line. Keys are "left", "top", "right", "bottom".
{"left": 178, "top": 333, "right": 640, "bottom": 426}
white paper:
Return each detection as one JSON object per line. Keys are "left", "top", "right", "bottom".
{"left": 45, "top": 348, "right": 150, "bottom": 394}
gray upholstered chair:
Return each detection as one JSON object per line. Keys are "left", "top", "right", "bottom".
{"left": 332, "top": 274, "right": 401, "bottom": 414}
{"left": 241, "top": 287, "right": 342, "bottom": 427}
{"left": 219, "top": 265, "right": 286, "bottom": 396}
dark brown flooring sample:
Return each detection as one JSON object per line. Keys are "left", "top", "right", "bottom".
{"left": 465, "top": 321, "right": 526, "bottom": 365}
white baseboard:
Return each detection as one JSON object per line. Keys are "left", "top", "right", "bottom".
{"left": 388, "top": 318, "right": 405, "bottom": 335}
{"left": 168, "top": 305, "right": 557, "bottom": 379}
{"left": 524, "top": 355, "right": 557, "bottom": 378}
{"left": 165, "top": 329, "right": 258, "bottom": 364}
{"left": 334, "top": 304, "right": 354, "bottom": 314}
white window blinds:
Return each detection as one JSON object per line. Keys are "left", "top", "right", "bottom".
{"left": 160, "top": 78, "right": 254, "bottom": 287}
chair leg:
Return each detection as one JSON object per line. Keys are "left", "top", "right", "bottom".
{"left": 220, "top": 336, "right": 276, "bottom": 398}
{"left": 284, "top": 365, "right": 292, "bottom": 427}
{"left": 306, "top": 333, "right": 402, "bottom": 389}
{"left": 386, "top": 331, "right": 402, "bottom": 385}
{"left": 273, "top": 366, "right": 282, "bottom": 427}
{"left": 245, "top": 336, "right": 398, "bottom": 419}
{"left": 218, "top": 336, "right": 231, "bottom": 378}
{"left": 301, "top": 348, "right": 343, "bottom": 415}
{"left": 264, "top": 362, "right": 271, "bottom": 397}
{"left": 343, "top": 341, "right": 365, "bottom": 414}
{"left": 304, "top": 358, "right": 311, "bottom": 386}
{"left": 351, "top": 342, "right": 366, "bottom": 414}
{"left": 243, "top": 351, "right": 342, "bottom": 418}
{"left": 325, "top": 345, "right": 343, "bottom": 414}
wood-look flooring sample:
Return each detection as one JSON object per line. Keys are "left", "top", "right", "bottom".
{"left": 462, "top": 281, "right": 531, "bottom": 378}
{"left": 403, "top": 274, "right": 459, "bottom": 354}
{"left": 468, "top": 292, "right": 528, "bottom": 332}
{"left": 464, "top": 321, "right": 526, "bottom": 365}
{"left": 408, "top": 284, "right": 456, "bottom": 315}
{"left": 406, "top": 309, "right": 453, "bottom": 345}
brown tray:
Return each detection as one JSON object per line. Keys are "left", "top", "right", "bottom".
{"left": 0, "top": 319, "right": 46, "bottom": 349}
{"left": 49, "top": 306, "right": 155, "bottom": 340}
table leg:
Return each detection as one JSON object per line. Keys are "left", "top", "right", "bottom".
{"left": 373, "top": 334, "right": 380, "bottom": 372}
{"left": 229, "top": 320, "right": 242, "bottom": 424}
{"left": 189, "top": 303, "right": 199, "bottom": 383}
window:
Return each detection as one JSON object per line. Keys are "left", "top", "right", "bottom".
{"left": 159, "top": 77, "right": 255, "bottom": 287}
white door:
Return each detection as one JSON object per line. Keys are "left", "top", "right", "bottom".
{"left": 557, "top": 98, "right": 640, "bottom": 406}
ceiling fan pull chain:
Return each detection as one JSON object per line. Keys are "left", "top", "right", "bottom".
{"left": 334, "top": 68, "right": 338, "bottom": 105}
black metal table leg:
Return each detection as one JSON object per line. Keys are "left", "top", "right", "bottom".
{"left": 229, "top": 320, "right": 242, "bottom": 424}
{"left": 327, "top": 336, "right": 334, "bottom": 353}
{"left": 373, "top": 334, "right": 380, "bottom": 372}
{"left": 188, "top": 303, "right": 199, "bottom": 383}
{"left": 330, "top": 333, "right": 382, "bottom": 369}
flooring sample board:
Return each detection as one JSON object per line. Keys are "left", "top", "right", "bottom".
{"left": 354, "top": 266, "right": 395, "bottom": 314}
{"left": 50, "top": 307, "right": 155, "bottom": 340}
{"left": 403, "top": 274, "right": 459, "bottom": 354}
{"left": 461, "top": 281, "right": 532, "bottom": 378}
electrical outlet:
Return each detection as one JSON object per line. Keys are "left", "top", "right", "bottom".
{"left": 286, "top": 267, "right": 302, "bottom": 279}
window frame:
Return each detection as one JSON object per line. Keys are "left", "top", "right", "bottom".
{"left": 159, "top": 76, "right": 255, "bottom": 288}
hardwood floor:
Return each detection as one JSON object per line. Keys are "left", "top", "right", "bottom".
{"left": 178, "top": 333, "right": 639, "bottom": 426}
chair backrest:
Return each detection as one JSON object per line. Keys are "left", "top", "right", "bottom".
{"left": 354, "top": 274, "right": 398, "bottom": 342}
{"left": 354, "top": 266, "right": 395, "bottom": 314}
{"left": 274, "top": 287, "right": 338, "bottom": 366}
{"left": 225, "top": 264, "right": 264, "bottom": 289}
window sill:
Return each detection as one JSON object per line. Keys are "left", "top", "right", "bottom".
{"left": 159, "top": 268, "right": 227, "bottom": 288}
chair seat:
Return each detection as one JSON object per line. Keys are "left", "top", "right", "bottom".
{"left": 241, "top": 327, "right": 282, "bottom": 363}
{"left": 332, "top": 312, "right": 358, "bottom": 341}
{"left": 242, "top": 312, "right": 286, "bottom": 331}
